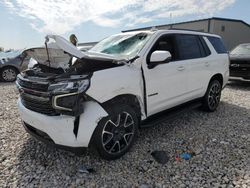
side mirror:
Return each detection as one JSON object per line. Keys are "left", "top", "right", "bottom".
{"left": 148, "top": 50, "right": 172, "bottom": 69}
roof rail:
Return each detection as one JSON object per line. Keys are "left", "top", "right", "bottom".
{"left": 168, "top": 28, "right": 210, "bottom": 34}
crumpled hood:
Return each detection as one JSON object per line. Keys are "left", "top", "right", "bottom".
{"left": 22, "top": 35, "right": 88, "bottom": 69}
{"left": 23, "top": 35, "right": 129, "bottom": 69}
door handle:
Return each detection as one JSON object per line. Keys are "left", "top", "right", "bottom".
{"left": 205, "top": 62, "right": 209, "bottom": 67}
{"left": 177, "top": 66, "right": 185, "bottom": 71}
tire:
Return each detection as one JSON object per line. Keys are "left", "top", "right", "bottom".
{"left": 0, "top": 67, "right": 18, "bottom": 82}
{"left": 202, "top": 79, "right": 222, "bottom": 112}
{"left": 92, "top": 104, "right": 139, "bottom": 160}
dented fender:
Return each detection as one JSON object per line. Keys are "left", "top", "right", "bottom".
{"left": 86, "top": 65, "right": 146, "bottom": 119}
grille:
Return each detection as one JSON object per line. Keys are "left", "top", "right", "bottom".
{"left": 20, "top": 92, "right": 59, "bottom": 116}
{"left": 17, "top": 76, "right": 49, "bottom": 92}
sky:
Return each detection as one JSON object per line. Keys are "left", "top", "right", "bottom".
{"left": 0, "top": 0, "right": 249, "bottom": 50}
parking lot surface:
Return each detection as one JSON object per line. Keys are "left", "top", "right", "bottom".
{"left": 0, "top": 81, "right": 249, "bottom": 187}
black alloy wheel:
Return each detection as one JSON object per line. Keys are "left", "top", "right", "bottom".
{"left": 202, "top": 79, "right": 222, "bottom": 112}
{"left": 92, "top": 104, "right": 138, "bottom": 160}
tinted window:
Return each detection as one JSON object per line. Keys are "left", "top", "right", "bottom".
{"left": 207, "top": 36, "right": 227, "bottom": 54}
{"left": 148, "top": 35, "right": 177, "bottom": 61}
{"left": 199, "top": 36, "right": 211, "bottom": 56}
{"left": 175, "top": 35, "right": 203, "bottom": 60}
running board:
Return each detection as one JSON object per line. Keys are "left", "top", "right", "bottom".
{"left": 140, "top": 100, "right": 202, "bottom": 128}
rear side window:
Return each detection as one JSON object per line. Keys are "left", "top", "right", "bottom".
{"left": 175, "top": 34, "right": 205, "bottom": 60}
{"left": 207, "top": 36, "right": 227, "bottom": 54}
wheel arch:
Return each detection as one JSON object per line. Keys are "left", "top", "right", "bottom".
{"left": 209, "top": 73, "right": 223, "bottom": 87}
{"left": 101, "top": 94, "right": 143, "bottom": 122}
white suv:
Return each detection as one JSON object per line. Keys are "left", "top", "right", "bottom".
{"left": 16, "top": 30, "right": 229, "bottom": 160}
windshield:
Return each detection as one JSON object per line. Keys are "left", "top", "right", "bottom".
{"left": 231, "top": 44, "right": 250, "bottom": 55}
{"left": 89, "top": 32, "right": 152, "bottom": 59}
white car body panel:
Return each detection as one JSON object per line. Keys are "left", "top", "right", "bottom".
{"left": 46, "top": 35, "right": 86, "bottom": 59}
{"left": 86, "top": 64, "right": 146, "bottom": 119}
{"left": 18, "top": 99, "right": 108, "bottom": 147}
{"left": 142, "top": 59, "right": 189, "bottom": 116}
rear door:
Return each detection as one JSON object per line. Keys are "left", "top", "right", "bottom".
{"left": 175, "top": 34, "right": 212, "bottom": 99}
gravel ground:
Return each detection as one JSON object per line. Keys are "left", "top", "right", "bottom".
{"left": 0, "top": 81, "right": 249, "bottom": 188}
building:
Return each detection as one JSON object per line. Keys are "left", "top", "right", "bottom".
{"left": 123, "top": 17, "right": 250, "bottom": 50}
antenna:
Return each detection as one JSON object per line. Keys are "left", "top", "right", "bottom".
{"left": 170, "top": 13, "right": 172, "bottom": 28}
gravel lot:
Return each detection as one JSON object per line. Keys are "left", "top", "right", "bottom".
{"left": 0, "top": 81, "right": 249, "bottom": 188}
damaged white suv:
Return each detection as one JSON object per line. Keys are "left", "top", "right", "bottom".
{"left": 17, "top": 30, "right": 229, "bottom": 160}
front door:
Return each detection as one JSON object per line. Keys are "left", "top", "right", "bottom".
{"left": 142, "top": 34, "right": 189, "bottom": 116}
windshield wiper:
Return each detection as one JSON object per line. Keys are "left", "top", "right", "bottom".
{"left": 116, "top": 55, "right": 140, "bottom": 65}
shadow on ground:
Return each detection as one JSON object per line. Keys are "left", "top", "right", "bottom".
{"left": 227, "top": 80, "right": 250, "bottom": 91}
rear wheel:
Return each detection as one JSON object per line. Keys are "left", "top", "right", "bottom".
{"left": 92, "top": 104, "right": 138, "bottom": 160}
{"left": 202, "top": 79, "right": 222, "bottom": 112}
{"left": 0, "top": 67, "right": 18, "bottom": 82}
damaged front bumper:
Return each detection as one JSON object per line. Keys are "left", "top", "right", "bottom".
{"left": 16, "top": 73, "right": 91, "bottom": 116}
{"left": 18, "top": 99, "right": 108, "bottom": 148}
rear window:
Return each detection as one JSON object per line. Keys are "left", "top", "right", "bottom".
{"left": 175, "top": 34, "right": 204, "bottom": 60}
{"left": 207, "top": 36, "right": 227, "bottom": 54}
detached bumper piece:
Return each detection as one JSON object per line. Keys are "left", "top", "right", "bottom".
{"left": 23, "top": 121, "right": 86, "bottom": 155}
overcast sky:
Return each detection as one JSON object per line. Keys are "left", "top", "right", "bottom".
{"left": 0, "top": 0, "right": 249, "bottom": 50}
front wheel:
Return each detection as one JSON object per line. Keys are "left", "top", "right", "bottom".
{"left": 202, "top": 79, "right": 222, "bottom": 112}
{"left": 92, "top": 104, "right": 138, "bottom": 160}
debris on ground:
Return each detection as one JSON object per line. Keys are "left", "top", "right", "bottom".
{"left": 151, "top": 150, "right": 169, "bottom": 164}
{"left": 78, "top": 166, "right": 95, "bottom": 174}
{"left": 180, "top": 153, "right": 192, "bottom": 160}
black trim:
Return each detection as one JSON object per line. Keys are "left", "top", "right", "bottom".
{"left": 23, "top": 121, "right": 86, "bottom": 155}
{"left": 73, "top": 116, "right": 80, "bottom": 138}
{"left": 141, "top": 99, "right": 202, "bottom": 128}
{"left": 199, "top": 36, "right": 211, "bottom": 56}
{"left": 148, "top": 93, "right": 158, "bottom": 97}
{"left": 141, "top": 67, "right": 147, "bottom": 116}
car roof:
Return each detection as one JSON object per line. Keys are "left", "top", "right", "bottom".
{"left": 122, "top": 29, "right": 221, "bottom": 38}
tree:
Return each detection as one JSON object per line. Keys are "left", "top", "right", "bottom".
{"left": 0, "top": 47, "right": 4, "bottom": 52}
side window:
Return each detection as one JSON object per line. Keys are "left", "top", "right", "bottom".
{"left": 147, "top": 34, "right": 177, "bottom": 62}
{"left": 175, "top": 34, "right": 204, "bottom": 60}
{"left": 207, "top": 36, "right": 227, "bottom": 54}
{"left": 199, "top": 36, "right": 211, "bottom": 56}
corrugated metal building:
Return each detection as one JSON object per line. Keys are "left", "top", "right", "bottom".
{"left": 123, "top": 17, "right": 250, "bottom": 50}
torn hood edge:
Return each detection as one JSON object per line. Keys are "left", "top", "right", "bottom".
{"left": 23, "top": 35, "right": 131, "bottom": 67}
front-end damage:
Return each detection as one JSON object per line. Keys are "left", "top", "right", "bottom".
{"left": 18, "top": 99, "right": 108, "bottom": 147}
{"left": 16, "top": 35, "right": 145, "bottom": 149}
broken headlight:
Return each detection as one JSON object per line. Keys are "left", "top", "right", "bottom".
{"left": 50, "top": 79, "right": 89, "bottom": 113}
{"left": 48, "top": 79, "right": 90, "bottom": 94}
